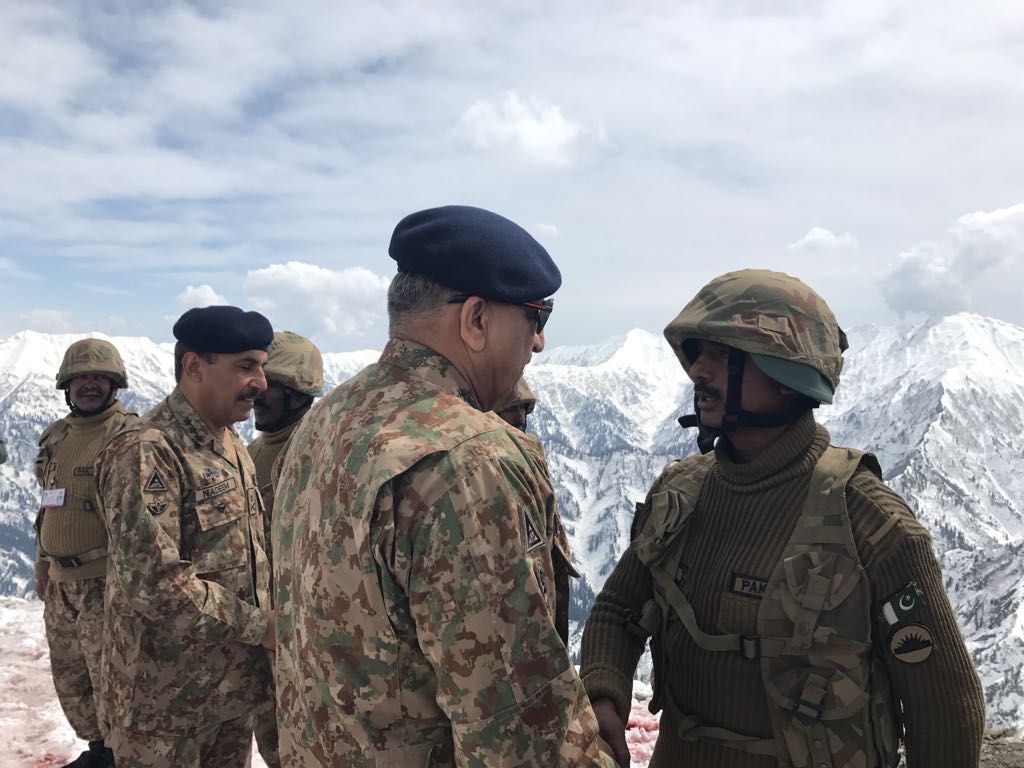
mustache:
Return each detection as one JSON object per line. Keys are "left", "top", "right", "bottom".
{"left": 238, "top": 389, "right": 262, "bottom": 402}
{"left": 694, "top": 382, "right": 722, "bottom": 401}
{"left": 79, "top": 388, "right": 103, "bottom": 397}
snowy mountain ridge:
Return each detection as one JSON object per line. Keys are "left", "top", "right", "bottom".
{"left": 2, "top": 314, "right": 1024, "bottom": 725}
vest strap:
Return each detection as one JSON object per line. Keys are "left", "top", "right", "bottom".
{"left": 649, "top": 561, "right": 787, "bottom": 658}
{"left": 44, "top": 545, "right": 107, "bottom": 569}
{"left": 674, "top": 712, "right": 780, "bottom": 757}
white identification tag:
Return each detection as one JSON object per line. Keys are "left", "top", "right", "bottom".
{"left": 40, "top": 488, "right": 67, "bottom": 508}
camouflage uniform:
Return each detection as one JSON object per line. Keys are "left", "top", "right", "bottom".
{"left": 273, "top": 339, "right": 613, "bottom": 767}
{"left": 36, "top": 402, "right": 137, "bottom": 744}
{"left": 97, "top": 387, "right": 271, "bottom": 768}
{"left": 35, "top": 339, "right": 137, "bottom": 755}
{"left": 580, "top": 270, "right": 986, "bottom": 767}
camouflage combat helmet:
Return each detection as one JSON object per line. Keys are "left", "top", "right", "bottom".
{"left": 264, "top": 331, "right": 324, "bottom": 396}
{"left": 55, "top": 338, "right": 129, "bottom": 390}
{"left": 494, "top": 378, "right": 537, "bottom": 416}
{"left": 664, "top": 269, "right": 846, "bottom": 404}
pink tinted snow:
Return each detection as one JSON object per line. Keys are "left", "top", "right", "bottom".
{"left": 4, "top": 597, "right": 658, "bottom": 767}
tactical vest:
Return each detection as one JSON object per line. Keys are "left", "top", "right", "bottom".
{"left": 632, "top": 447, "right": 901, "bottom": 768}
{"left": 35, "top": 406, "right": 136, "bottom": 571}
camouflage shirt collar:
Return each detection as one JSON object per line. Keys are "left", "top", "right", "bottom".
{"left": 380, "top": 338, "right": 482, "bottom": 410}
{"left": 167, "top": 387, "right": 236, "bottom": 462}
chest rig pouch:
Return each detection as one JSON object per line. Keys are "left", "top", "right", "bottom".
{"left": 631, "top": 447, "right": 900, "bottom": 768}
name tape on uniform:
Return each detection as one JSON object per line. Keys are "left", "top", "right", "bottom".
{"left": 195, "top": 477, "right": 237, "bottom": 503}
{"left": 730, "top": 573, "right": 769, "bottom": 599}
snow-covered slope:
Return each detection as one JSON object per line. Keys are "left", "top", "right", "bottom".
{"left": 2, "top": 314, "right": 1024, "bottom": 726}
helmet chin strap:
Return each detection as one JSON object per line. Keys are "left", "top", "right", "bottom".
{"left": 66, "top": 386, "right": 117, "bottom": 417}
{"left": 678, "top": 348, "right": 812, "bottom": 454}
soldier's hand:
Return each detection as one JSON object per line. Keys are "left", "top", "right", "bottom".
{"left": 261, "top": 609, "right": 276, "bottom": 651}
{"left": 592, "top": 697, "right": 630, "bottom": 767}
{"left": 34, "top": 577, "right": 48, "bottom": 600}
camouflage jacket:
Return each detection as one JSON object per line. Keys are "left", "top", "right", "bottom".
{"left": 96, "top": 387, "right": 271, "bottom": 733}
{"left": 273, "top": 339, "right": 612, "bottom": 767}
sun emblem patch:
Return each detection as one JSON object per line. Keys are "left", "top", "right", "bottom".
{"left": 889, "top": 624, "right": 934, "bottom": 664}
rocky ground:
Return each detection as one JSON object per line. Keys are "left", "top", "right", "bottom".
{"left": 980, "top": 731, "right": 1024, "bottom": 768}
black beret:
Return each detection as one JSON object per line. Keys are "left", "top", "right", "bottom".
{"left": 172, "top": 306, "right": 274, "bottom": 353}
{"left": 389, "top": 205, "right": 561, "bottom": 302}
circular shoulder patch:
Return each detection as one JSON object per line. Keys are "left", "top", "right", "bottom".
{"left": 889, "top": 624, "right": 934, "bottom": 664}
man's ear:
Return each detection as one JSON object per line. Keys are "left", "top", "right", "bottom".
{"left": 181, "top": 351, "right": 206, "bottom": 383}
{"left": 458, "top": 297, "right": 489, "bottom": 353}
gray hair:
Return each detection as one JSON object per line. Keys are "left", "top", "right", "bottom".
{"left": 387, "top": 272, "right": 454, "bottom": 332}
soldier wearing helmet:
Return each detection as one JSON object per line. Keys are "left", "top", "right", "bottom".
{"left": 580, "top": 270, "right": 984, "bottom": 768}
{"left": 247, "top": 331, "right": 324, "bottom": 768}
{"left": 34, "top": 338, "right": 138, "bottom": 768}
{"left": 493, "top": 376, "right": 537, "bottom": 432}
{"left": 493, "top": 377, "right": 580, "bottom": 646}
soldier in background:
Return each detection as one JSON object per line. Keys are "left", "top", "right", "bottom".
{"left": 580, "top": 269, "right": 985, "bottom": 768}
{"left": 273, "top": 205, "right": 615, "bottom": 767}
{"left": 493, "top": 376, "right": 536, "bottom": 431}
{"left": 35, "top": 338, "right": 137, "bottom": 768}
{"left": 96, "top": 306, "right": 275, "bottom": 768}
{"left": 493, "top": 376, "right": 580, "bottom": 648}
{"left": 248, "top": 330, "right": 324, "bottom": 768}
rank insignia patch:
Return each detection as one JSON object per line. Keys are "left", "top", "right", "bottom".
{"left": 147, "top": 501, "right": 169, "bottom": 516}
{"left": 889, "top": 624, "right": 934, "bottom": 664}
{"left": 522, "top": 509, "right": 544, "bottom": 553}
{"left": 881, "top": 581, "right": 924, "bottom": 627}
{"left": 144, "top": 470, "right": 169, "bottom": 493}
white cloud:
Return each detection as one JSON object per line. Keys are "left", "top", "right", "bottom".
{"left": 243, "top": 262, "right": 391, "bottom": 344}
{"left": 786, "top": 227, "right": 858, "bottom": 251}
{"left": 455, "top": 91, "right": 604, "bottom": 167}
{"left": 177, "top": 284, "right": 229, "bottom": 310}
{"left": 881, "top": 203, "right": 1024, "bottom": 317}
{"left": 19, "top": 308, "right": 73, "bottom": 333}
{"left": 537, "top": 223, "right": 560, "bottom": 238}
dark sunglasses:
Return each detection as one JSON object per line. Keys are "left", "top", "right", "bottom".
{"left": 447, "top": 294, "right": 554, "bottom": 332}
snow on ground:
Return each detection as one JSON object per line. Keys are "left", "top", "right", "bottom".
{"left": 1, "top": 597, "right": 657, "bottom": 767}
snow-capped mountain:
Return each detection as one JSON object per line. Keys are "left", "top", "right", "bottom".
{"left": 2, "top": 314, "right": 1023, "bottom": 727}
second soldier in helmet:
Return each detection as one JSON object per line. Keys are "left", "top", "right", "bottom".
{"left": 247, "top": 331, "right": 324, "bottom": 768}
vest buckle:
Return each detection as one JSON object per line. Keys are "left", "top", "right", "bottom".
{"left": 56, "top": 555, "right": 82, "bottom": 568}
{"left": 739, "top": 634, "right": 762, "bottom": 660}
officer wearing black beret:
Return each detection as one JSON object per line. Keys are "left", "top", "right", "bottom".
{"left": 95, "top": 304, "right": 276, "bottom": 766}
{"left": 272, "top": 206, "right": 614, "bottom": 765}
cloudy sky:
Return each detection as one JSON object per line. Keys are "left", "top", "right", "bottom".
{"left": 3, "top": 0, "right": 1024, "bottom": 351}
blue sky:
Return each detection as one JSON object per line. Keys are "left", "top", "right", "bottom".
{"left": 3, "top": 0, "right": 1024, "bottom": 351}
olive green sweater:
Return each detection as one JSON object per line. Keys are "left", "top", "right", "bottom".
{"left": 580, "top": 413, "right": 985, "bottom": 768}
{"left": 247, "top": 419, "right": 299, "bottom": 573}
{"left": 34, "top": 402, "right": 136, "bottom": 582}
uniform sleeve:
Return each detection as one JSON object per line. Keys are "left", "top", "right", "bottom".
{"left": 579, "top": 532, "right": 653, "bottom": 722}
{"left": 405, "top": 457, "right": 614, "bottom": 768}
{"left": 99, "top": 436, "right": 268, "bottom": 646}
{"left": 850, "top": 480, "right": 986, "bottom": 768}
